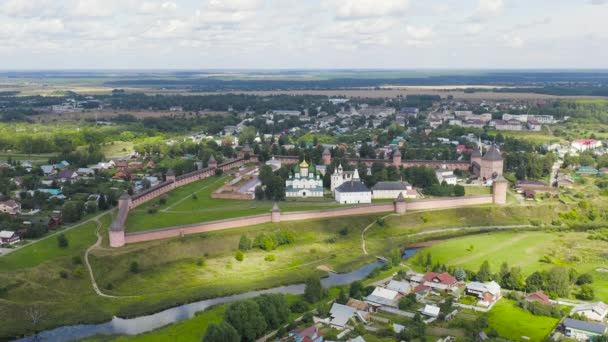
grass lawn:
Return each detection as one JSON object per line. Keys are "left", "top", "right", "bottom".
{"left": 416, "top": 231, "right": 608, "bottom": 302}
{"left": 488, "top": 299, "right": 559, "bottom": 342}
{"left": 126, "top": 175, "right": 358, "bottom": 232}
{"left": 99, "top": 141, "right": 134, "bottom": 157}
{"left": 464, "top": 186, "right": 492, "bottom": 196}
{"left": 0, "top": 221, "right": 101, "bottom": 271}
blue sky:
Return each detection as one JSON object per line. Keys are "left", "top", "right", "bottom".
{"left": 0, "top": 0, "right": 606, "bottom": 69}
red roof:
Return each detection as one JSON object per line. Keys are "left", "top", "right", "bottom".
{"left": 526, "top": 291, "right": 550, "bottom": 304}
{"left": 456, "top": 144, "right": 466, "bottom": 152}
{"left": 414, "top": 284, "right": 429, "bottom": 293}
{"left": 423, "top": 272, "right": 457, "bottom": 286}
{"left": 574, "top": 139, "right": 599, "bottom": 145}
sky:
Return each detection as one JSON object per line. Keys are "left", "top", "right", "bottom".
{"left": 0, "top": 0, "right": 607, "bottom": 70}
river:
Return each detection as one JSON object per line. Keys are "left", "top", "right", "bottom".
{"left": 17, "top": 261, "right": 384, "bottom": 342}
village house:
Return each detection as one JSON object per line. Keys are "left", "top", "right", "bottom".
{"left": 570, "top": 302, "right": 608, "bottom": 322}
{"left": 409, "top": 271, "right": 459, "bottom": 292}
{"left": 422, "top": 304, "right": 441, "bottom": 318}
{"left": 572, "top": 139, "right": 603, "bottom": 152}
{"left": 465, "top": 281, "right": 502, "bottom": 306}
{"left": 52, "top": 169, "right": 79, "bottom": 183}
{"left": 364, "top": 287, "right": 401, "bottom": 308}
{"left": 0, "top": 200, "right": 21, "bottom": 215}
{"left": 327, "top": 303, "right": 370, "bottom": 329}
{"left": 385, "top": 280, "right": 412, "bottom": 295}
{"left": 494, "top": 119, "right": 524, "bottom": 131}
{"left": 0, "top": 230, "right": 20, "bottom": 245}
{"left": 288, "top": 326, "right": 324, "bottom": 342}
{"left": 563, "top": 318, "right": 608, "bottom": 341}
{"left": 525, "top": 290, "right": 553, "bottom": 305}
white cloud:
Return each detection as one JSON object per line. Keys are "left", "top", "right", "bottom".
{"left": 470, "top": 0, "right": 504, "bottom": 21}
{"left": 1, "top": 0, "right": 60, "bottom": 17}
{"left": 325, "top": 0, "right": 409, "bottom": 20}
{"left": 502, "top": 34, "right": 524, "bottom": 48}
{"left": 406, "top": 25, "right": 433, "bottom": 40}
{"left": 465, "top": 23, "right": 483, "bottom": 35}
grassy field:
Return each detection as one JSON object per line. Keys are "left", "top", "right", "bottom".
{"left": 416, "top": 231, "right": 608, "bottom": 301}
{"left": 126, "top": 175, "right": 358, "bottom": 232}
{"left": 488, "top": 299, "right": 559, "bottom": 342}
{"left": 0, "top": 221, "right": 100, "bottom": 271}
{"left": 99, "top": 141, "right": 134, "bottom": 157}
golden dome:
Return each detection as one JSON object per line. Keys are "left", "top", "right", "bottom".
{"left": 299, "top": 160, "right": 309, "bottom": 168}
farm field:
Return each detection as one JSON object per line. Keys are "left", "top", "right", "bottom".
{"left": 488, "top": 299, "right": 560, "bottom": 342}
{"left": 417, "top": 231, "right": 608, "bottom": 301}
{"left": 125, "top": 175, "right": 362, "bottom": 232}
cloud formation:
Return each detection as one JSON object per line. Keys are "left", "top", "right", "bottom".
{"left": 0, "top": 0, "right": 606, "bottom": 69}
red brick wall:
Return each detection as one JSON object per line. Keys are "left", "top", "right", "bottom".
{"left": 406, "top": 195, "right": 493, "bottom": 210}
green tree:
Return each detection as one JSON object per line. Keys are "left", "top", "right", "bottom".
{"left": 253, "top": 294, "right": 289, "bottom": 329}
{"left": 129, "top": 261, "right": 139, "bottom": 273}
{"left": 476, "top": 260, "right": 492, "bottom": 282}
{"left": 546, "top": 266, "right": 570, "bottom": 297}
{"left": 235, "top": 251, "right": 244, "bottom": 262}
{"left": 57, "top": 233, "right": 69, "bottom": 248}
{"left": 238, "top": 235, "right": 252, "bottom": 251}
{"left": 454, "top": 184, "right": 465, "bottom": 197}
{"left": 349, "top": 281, "right": 365, "bottom": 299}
{"left": 577, "top": 285, "right": 595, "bottom": 300}
{"left": 336, "top": 289, "right": 349, "bottom": 305}
{"left": 398, "top": 293, "right": 417, "bottom": 310}
{"left": 224, "top": 300, "right": 267, "bottom": 342}
{"left": 576, "top": 273, "right": 594, "bottom": 285}
{"left": 303, "top": 276, "right": 325, "bottom": 303}
{"left": 525, "top": 271, "right": 544, "bottom": 292}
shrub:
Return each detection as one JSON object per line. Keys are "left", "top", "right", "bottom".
{"left": 129, "top": 261, "right": 140, "bottom": 273}
{"left": 158, "top": 196, "right": 167, "bottom": 205}
{"left": 147, "top": 206, "right": 158, "bottom": 214}
{"left": 264, "top": 254, "right": 276, "bottom": 262}
{"left": 576, "top": 273, "right": 594, "bottom": 285}
{"left": 191, "top": 193, "right": 198, "bottom": 200}
{"left": 290, "top": 300, "right": 309, "bottom": 313}
{"left": 57, "top": 234, "right": 69, "bottom": 248}
{"left": 72, "top": 255, "right": 82, "bottom": 265}
{"left": 196, "top": 258, "right": 205, "bottom": 266}
{"left": 59, "top": 270, "right": 68, "bottom": 279}
{"left": 72, "top": 266, "right": 84, "bottom": 278}
{"left": 235, "top": 251, "right": 244, "bottom": 262}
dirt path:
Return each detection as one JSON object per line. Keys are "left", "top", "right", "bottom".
{"left": 0, "top": 210, "right": 115, "bottom": 258}
{"left": 361, "top": 213, "right": 399, "bottom": 255}
{"left": 84, "top": 219, "right": 138, "bottom": 299}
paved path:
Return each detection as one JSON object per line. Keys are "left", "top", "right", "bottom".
{"left": 0, "top": 210, "right": 114, "bottom": 257}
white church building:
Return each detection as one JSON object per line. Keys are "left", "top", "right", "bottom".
{"left": 285, "top": 160, "right": 324, "bottom": 198}
{"left": 331, "top": 164, "right": 355, "bottom": 191}
{"left": 334, "top": 169, "right": 372, "bottom": 204}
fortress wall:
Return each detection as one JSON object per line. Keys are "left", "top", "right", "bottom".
{"left": 280, "top": 203, "right": 395, "bottom": 221}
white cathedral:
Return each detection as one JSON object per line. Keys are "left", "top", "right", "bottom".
{"left": 285, "top": 160, "right": 324, "bottom": 198}
{"left": 330, "top": 164, "right": 355, "bottom": 191}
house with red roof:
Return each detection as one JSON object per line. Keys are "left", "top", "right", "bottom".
{"left": 423, "top": 272, "right": 458, "bottom": 290}
{"left": 288, "top": 326, "right": 323, "bottom": 342}
{"left": 526, "top": 290, "right": 552, "bottom": 305}
{"left": 572, "top": 139, "right": 602, "bottom": 152}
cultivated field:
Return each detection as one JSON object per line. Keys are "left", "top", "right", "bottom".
{"left": 488, "top": 299, "right": 560, "bottom": 342}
